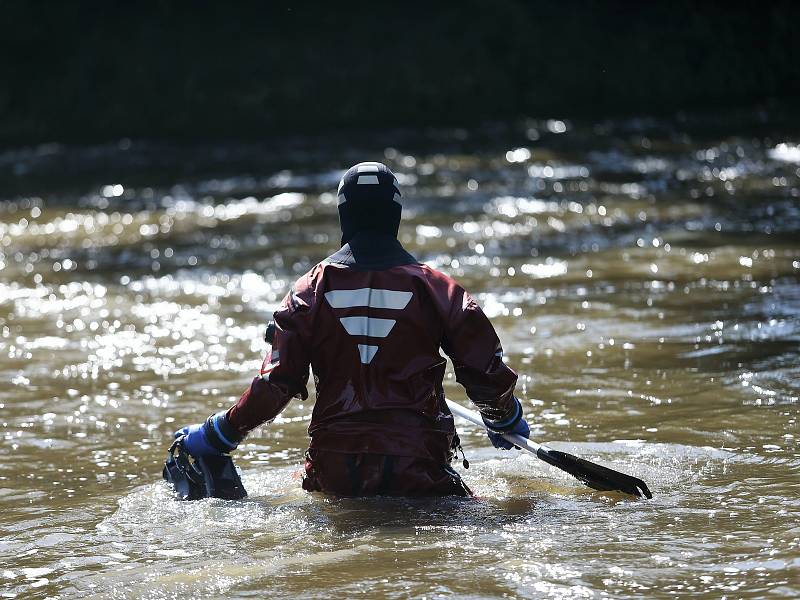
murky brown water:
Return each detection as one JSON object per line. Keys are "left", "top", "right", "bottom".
{"left": 1, "top": 114, "right": 799, "bottom": 598}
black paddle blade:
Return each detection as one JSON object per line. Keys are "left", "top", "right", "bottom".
{"left": 536, "top": 447, "right": 653, "bottom": 499}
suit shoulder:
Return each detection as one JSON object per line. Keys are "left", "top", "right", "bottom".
{"left": 292, "top": 261, "right": 329, "bottom": 291}
{"left": 416, "top": 264, "right": 464, "bottom": 290}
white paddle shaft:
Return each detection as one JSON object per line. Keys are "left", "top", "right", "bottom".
{"left": 446, "top": 399, "right": 545, "bottom": 454}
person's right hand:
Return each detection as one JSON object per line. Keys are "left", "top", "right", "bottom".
{"left": 482, "top": 397, "right": 530, "bottom": 450}
{"left": 487, "top": 417, "right": 530, "bottom": 450}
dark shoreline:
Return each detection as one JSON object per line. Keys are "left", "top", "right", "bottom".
{"left": 1, "top": 1, "right": 798, "bottom": 147}
{"left": 2, "top": 102, "right": 799, "bottom": 201}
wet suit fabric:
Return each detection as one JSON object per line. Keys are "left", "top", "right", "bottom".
{"left": 226, "top": 231, "right": 518, "bottom": 496}
{"left": 301, "top": 450, "right": 471, "bottom": 497}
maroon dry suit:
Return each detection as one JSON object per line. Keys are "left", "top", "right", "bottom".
{"left": 226, "top": 231, "right": 519, "bottom": 496}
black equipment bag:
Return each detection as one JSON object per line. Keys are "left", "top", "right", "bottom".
{"left": 163, "top": 438, "right": 247, "bottom": 500}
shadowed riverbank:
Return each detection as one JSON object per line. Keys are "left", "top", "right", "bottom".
{"left": 2, "top": 1, "right": 799, "bottom": 145}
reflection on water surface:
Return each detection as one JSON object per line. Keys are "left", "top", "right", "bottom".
{"left": 1, "top": 113, "right": 798, "bottom": 598}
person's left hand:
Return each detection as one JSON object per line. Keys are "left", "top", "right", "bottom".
{"left": 173, "top": 412, "right": 241, "bottom": 458}
{"left": 174, "top": 422, "right": 221, "bottom": 457}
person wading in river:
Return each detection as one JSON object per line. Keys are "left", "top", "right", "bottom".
{"left": 174, "top": 162, "right": 530, "bottom": 496}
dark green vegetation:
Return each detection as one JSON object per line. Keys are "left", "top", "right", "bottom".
{"left": 2, "top": 0, "right": 799, "bottom": 145}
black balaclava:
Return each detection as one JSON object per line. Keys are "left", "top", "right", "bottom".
{"left": 337, "top": 161, "right": 401, "bottom": 245}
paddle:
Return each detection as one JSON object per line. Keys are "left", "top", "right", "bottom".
{"left": 446, "top": 399, "right": 653, "bottom": 499}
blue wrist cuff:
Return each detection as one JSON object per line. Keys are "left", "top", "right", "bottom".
{"left": 482, "top": 397, "right": 523, "bottom": 432}
{"left": 203, "top": 412, "right": 243, "bottom": 452}
{"left": 212, "top": 413, "right": 238, "bottom": 449}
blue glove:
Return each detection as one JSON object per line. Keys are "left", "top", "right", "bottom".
{"left": 483, "top": 397, "right": 530, "bottom": 450}
{"left": 174, "top": 412, "right": 241, "bottom": 457}
{"left": 487, "top": 418, "right": 530, "bottom": 450}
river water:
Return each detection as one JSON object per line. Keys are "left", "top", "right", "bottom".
{"left": 1, "top": 112, "right": 799, "bottom": 598}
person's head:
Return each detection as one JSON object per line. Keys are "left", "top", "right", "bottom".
{"left": 336, "top": 162, "right": 401, "bottom": 244}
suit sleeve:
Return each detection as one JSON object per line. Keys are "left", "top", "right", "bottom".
{"left": 431, "top": 271, "right": 520, "bottom": 424}
{"left": 226, "top": 272, "right": 315, "bottom": 435}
